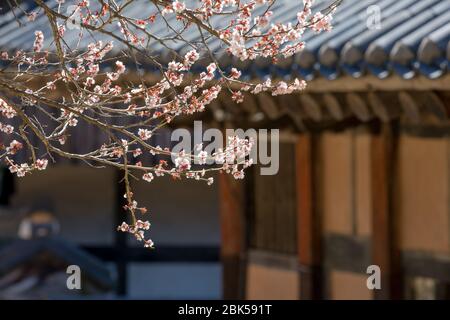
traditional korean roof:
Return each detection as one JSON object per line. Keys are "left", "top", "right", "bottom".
{"left": 0, "top": 0, "right": 448, "bottom": 80}
{"left": 0, "top": 236, "right": 115, "bottom": 290}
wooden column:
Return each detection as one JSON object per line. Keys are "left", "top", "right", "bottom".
{"left": 296, "top": 133, "right": 322, "bottom": 299}
{"left": 0, "top": 167, "right": 15, "bottom": 206}
{"left": 219, "top": 172, "right": 246, "bottom": 299}
{"left": 370, "top": 121, "right": 402, "bottom": 299}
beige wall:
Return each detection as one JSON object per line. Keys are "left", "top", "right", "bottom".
{"left": 246, "top": 262, "right": 299, "bottom": 300}
{"left": 354, "top": 132, "right": 372, "bottom": 236}
{"left": 321, "top": 131, "right": 353, "bottom": 235}
{"left": 321, "top": 129, "right": 372, "bottom": 237}
{"left": 398, "top": 136, "right": 450, "bottom": 254}
{"left": 320, "top": 131, "right": 450, "bottom": 251}
{"left": 329, "top": 270, "right": 373, "bottom": 300}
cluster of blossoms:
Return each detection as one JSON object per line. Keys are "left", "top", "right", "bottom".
{"left": 0, "top": 98, "right": 16, "bottom": 144}
{"left": 218, "top": 0, "right": 334, "bottom": 62}
{"left": 0, "top": 98, "right": 16, "bottom": 119}
{"left": 0, "top": 0, "right": 337, "bottom": 247}
{"left": 118, "top": 220, "right": 154, "bottom": 248}
{"left": 6, "top": 157, "right": 48, "bottom": 177}
{"left": 272, "top": 78, "right": 308, "bottom": 96}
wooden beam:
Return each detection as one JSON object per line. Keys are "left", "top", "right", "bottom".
{"left": 82, "top": 245, "right": 220, "bottom": 263}
{"left": 424, "top": 91, "right": 448, "bottom": 121}
{"left": 295, "top": 134, "right": 322, "bottom": 299}
{"left": 277, "top": 94, "right": 305, "bottom": 131}
{"left": 219, "top": 172, "right": 246, "bottom": 299}
{"left": 402, "top": 251, "right": 450, "bottom": 282}
{"left": 302, "top": 74, "right": 450, "bottom": 92}
{"left": 242, "top": 93, "right": 260, "bottom": 114}
{"left": 347, "top": 93, "right": 372, "bottom": 122}
{"left": 323, "top": 234, "right": 371, "bottom": 274}
{"left": 218, "top": 93, "right": 241, "bottom": 118}
{"left": 398, "top": 91, "right": 421, "bottom": 124}
{"left": 322, "top": 93, "right": 347, "bottom": 122}
{"left": 257, "top": 92, "right": 283, "bottom": 120}
{"left": 402, "top": 123, "right": 450, "bottom": 138}
{"left": 370, "top": 121, "right": 402, "bottom": 299}
{"left": 299, "top": 93, "right": 323, "bottom": 122}
{"left": 368, "top": 92, "right": 400, "bottom": 122}
{"left": 398, "top": 91, "right": 447, "bottom": 124}
{"left": 247, "top": 250, "right": 298, "bottom": 270}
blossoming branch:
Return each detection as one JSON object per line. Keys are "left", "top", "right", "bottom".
{"left": 0, "top": 0, "right": 338, "bottom": 247}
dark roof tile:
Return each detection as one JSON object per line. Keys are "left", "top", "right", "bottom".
{"left": 0, "top": 0, "right": 448, "bottom": 80}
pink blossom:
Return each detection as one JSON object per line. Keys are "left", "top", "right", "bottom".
{"left": 197, "top": 150, "right": 208, "bottom": 165}
{"left": 6, "top": 140, "right": 23, "bottom": 155}
{"left": 172, "top": 1, "right": 186, "bottom": 13}
{"left": 33, "top": 31, "right": 44, "bottom": 52}
{"left": 231, "top": 91, "right": 244, "bottom": 103}
{"left": 133, "top": 148, "right": 142, "bottom": 157}
{"left": 174, "top": 151, "right": 191, "bottom": 171}
{"left": 142, "top": 172, "right": 154, "bottom": 182}
{"left": 0, "top": 98, "right": 16, "bottom": 118}
{"left": 310, "top": 12, "right": 333, "bottom": 33}
{"left": 0, "top": 123, "right": 14, "bottom": 134}
{"left": 184, "top": 49, "right": 200, "bottom": 67}
{"left": 229, "top": 68, "right": 241, "bottom": 80}
{"left": 35, "top": 159, "right": 48, "bottom": 170}
{"left": 138, "top": 128, "right": 152, "bottom": 140}
{"left": 116, "top": 61, "right": 126, "bottom": 74}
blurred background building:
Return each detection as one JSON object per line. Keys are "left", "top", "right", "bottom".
{"left": 0, "top": 0, "right": 450, "bottom": 299}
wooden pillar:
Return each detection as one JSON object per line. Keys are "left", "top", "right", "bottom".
{"left": 0, "top": 167, "right": 15, "bottom": 206}
{"left": 370, "top": 121, "right": 402, "bottom": 299}
{"left": 296, "top": 133, "right": 322, "bottom": 299}
{"left": 219, "top": 173, "right": 246, "bottom": 299}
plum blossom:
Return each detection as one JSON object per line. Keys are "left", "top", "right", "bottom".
{"left": 231, "top": 91, "right": 244, "bottom": 103}
{"left": 184, "top": 49, "right": 200, "bottom": 67}
{"left": 229, "top": 68, "right": 242, "bottom": 80}
{"left": 138, "top": 128, "right": 152, "bottom": 140}
{"left": 310, "top": 12, "right": 333, "bottom": 32}
{"left": 9, "top": 163, "right": 31, "bottom": 177}
{"left": 142, "top": 172, "right": 154, "bottom": 182}
{"left": 0, "top": 98, "right": 16, "bottom": 118}
{"left": 6, "top": 140, "right": 23, "bottom": 155}
{"left": 33, "top": 31, "right": 44, "bottom": 52}
{"left": 254, "top": 11, "right": 272, "bottom": 28}
{"left": 197, "top": 150, "right": 208, "bottom": 165}
{"left": 117, "top": 221, "right": 154, "bottom": 248}
{"left": 116, "top": 61, "right": 126, "bottom": 74}
{"left": 0, "top": 123, "right": 14, "bottom": 134}
{"left": 35, "top": 159, "right": 49, "bottom": 170}
{"left": 172, "top": 1, "right": 186, "bottom": 13}
{"left": 133, "top": 148, "right": 142, "bottom": 157}
{"left": 162, "top": 6, "right": 174, "bottom": 15}
{"left": 174, "top": 151, "right": 191, "bottom": 171}
{"left": 233, "top": 169, "right": 245, "bottom": 180}
{"left": 272, "top": 78, "right": 307, "bottom": 96}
